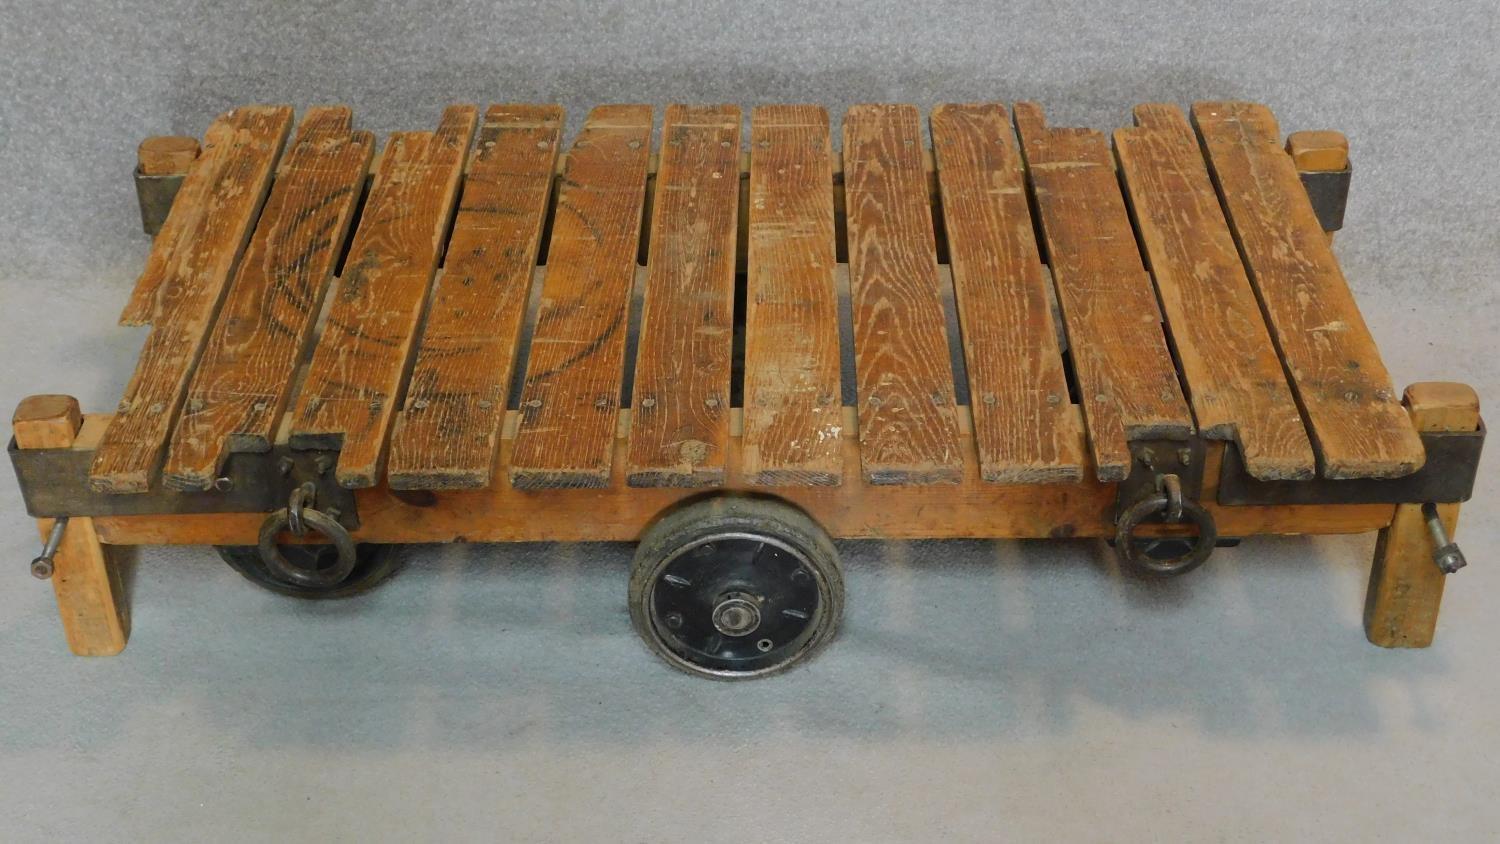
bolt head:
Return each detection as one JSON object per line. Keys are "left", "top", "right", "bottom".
{"left": 30, "top": 557, "right": 54, "bottom": 579}
{"left": 1434, "top": 544, "right": 1468, "bottom": 575}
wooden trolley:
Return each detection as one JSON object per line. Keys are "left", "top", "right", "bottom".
{"left": 9, "top": 100, "right": 1483, "bottom": 677}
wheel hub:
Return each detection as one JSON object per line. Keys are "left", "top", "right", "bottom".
{"left": 647, "top": 533, "right": 824, "bottom": 676}
{"left": 711, "top": 593, "right": 762, "bottom": 636}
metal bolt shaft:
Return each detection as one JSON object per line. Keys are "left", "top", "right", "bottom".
{"left": 1421, "top": 502, "right": 1468, "bottom": 575}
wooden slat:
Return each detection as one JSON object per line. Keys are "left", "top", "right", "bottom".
{"left": 843, "top": 104, "right": 963, "bottom": 485}
{"left": 1192, "top": 101, "right": 1424, "bottom": 478}
{"left": 931, "top": 103, "right": 1085, "bottom": 484}
{"left": 625, "top": 104, "right": 742, "bottom": 487}
{"left": 385, "top": 105, "right": 563, "bottom": 490}
{"left": 160, "top": 107, "right": 373, "bottom": 490}
{"left": 741, "top": 104, "right": 842, "bottom": 486}
{"left": 1114, "top": 104, "right": 1315, "bottom": 480}
{"left": 119, "top": 106, "right": 292, "bottom": 326}
{"left": 288, "top": 105, "right": 477, "bottom": 488}
{"left": 1013, "top": 102, "right": 1192, "bottom": 482}
{"left": 508, "top": 105, "right": 653, "bottom": 489}
{"left": 91, "top": 106, "right": 293, "bottom": 493}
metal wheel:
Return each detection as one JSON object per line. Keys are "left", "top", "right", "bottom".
{"left": 629, "top": 496, "right": 844, "bottom": 679}
{"left": 215, "top": 543, "right": 403, "bottom": 599}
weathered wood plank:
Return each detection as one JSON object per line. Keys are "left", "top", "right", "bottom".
{"left": 91, "top": 106, "right": 293, "bottom": 493}
{"left": 289, "top": 105, "right": 477, "bottom": 488}
{"left": 741, "top": 104, "right": 843, "bottom": 486}
{"left": 119, "top": 106, "right": 292, "bottom": 326}
{"left": 843, "top": 104, "right": 963, "bottom": 485}
{"left": 931, "top": 103, "right": 1085, "bottom": 484}
{"left": 1193, "top": 101, "right": 1423, "bottom": 478}
{"left": 1114, "top": 103, "right": 1315, "bottom": 480}
{"left": 386, "top": 105, "right": 563, "bottom": 490}
{"left": 508, "top": 105, "right": 653, "bottom": 489}
{"left": 161, "top": 107, "right": 373, "bottom": 490}
{"left": 625, "top": 104, "right": 742, "bottom": 487}
{"left": 1013, "top": 102, "right": 1192, "bottom": 482}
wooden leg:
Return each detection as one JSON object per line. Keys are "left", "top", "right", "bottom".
{"left": 13, "top": 395, "right": 130, "bottom": 655}
{"left": 1364, "top": 383, "right": 1480, "bottom": 648}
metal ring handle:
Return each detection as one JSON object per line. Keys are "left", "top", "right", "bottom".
{"left": 1114, "top": 493, "right": 1218, "bottom": 577}
{"left": 257, "top": 506, "right": 358, "bottom": 588}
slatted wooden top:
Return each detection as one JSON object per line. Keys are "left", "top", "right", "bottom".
{"left": 85, "top": 100, "right": 1425, "bottom": 497}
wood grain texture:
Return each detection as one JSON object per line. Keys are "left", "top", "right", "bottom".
{"left": 1193, "top": 101, "right": 1423, "bottom": 478}
{"left": 931, "top": 103, "right": 1085, "bottom": 484}
{"left": 741, "top": 105, "right": 843, "bottom": 486}
{"left": 92, "top": 106, "right": 293, "bottom": 493}
{"left": 161, "top": 107, "right": 373, "bottom": 490}
{"left": 1114, "top": 104, "right": 1315, "bottom": 480}
{"left": 508, "top": 105, "right": 653, "bottom": 489}
{"left": 625, "top": 104, "right": 742, "bottom": 487}
{"left": 1013, "top": 102, "right": 1192, "bottom": 482}
{"left": 386, "top": 105, "right": 563, "bottom": 490}
{"left": 13, "top": 396, "right": 129, "bottom": 655}
{"left": 81, "top": 406, "right": 1395, "bottom": 548}
{"left": 289, "top": 105, "right": 477, "bottom": 488}
{"left": 120, "top": 106, "right": 292, "bottom": 326}
{"left": 1365, "top": 382, "right": 1480, "bottom": 647}
{"left": 1285, "top": 130, "right": 1349, "bottom": 171}
{"left": 137, "top": 135, "right": 200, "bottom": 176}
{"left": 843, "top": 104, "right": 963, "bottom": 485}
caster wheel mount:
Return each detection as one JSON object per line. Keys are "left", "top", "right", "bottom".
{"left": 630, "top": 497, "right": 844, "bottom": 680}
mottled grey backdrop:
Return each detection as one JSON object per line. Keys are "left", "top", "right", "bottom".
{"left": 1, "top": 1, "right": 1497, "bottom": 840}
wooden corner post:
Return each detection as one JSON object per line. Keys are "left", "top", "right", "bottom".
{"left": 13, "top": 395, "right": 130, "bottom": 655}
{"left": 1364, "top": 383, "right": 1480, "bottom": 648}
{"left": 1286, "top": 129, "right": 1349, "bottom": 244}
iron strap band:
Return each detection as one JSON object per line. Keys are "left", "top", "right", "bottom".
{"left": 7, "top": 438, "right": 360, "bottom": 529}
{"left": 1217, "top": 422, "right": 1485, "bottom": 507}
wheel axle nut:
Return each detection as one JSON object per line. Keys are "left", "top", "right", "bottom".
{"left": 711, "top": 594, "right": 762, "bottom": 637}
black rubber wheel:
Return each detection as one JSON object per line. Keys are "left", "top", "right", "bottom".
{"left": 215, "top": 543, "right": 403, "bottom": 599}
{"left": 629, "top": 496, "right": 844, "bottom": 679}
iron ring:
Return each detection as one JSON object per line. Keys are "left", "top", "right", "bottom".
{"left": 257, "top": 506, "right": 358, "bottom": 588}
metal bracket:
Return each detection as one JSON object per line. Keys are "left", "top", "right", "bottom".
{"left": 1299, "top": 165, "right": 1351, "bottom": 232}
{"left": 1217, "top": 421, "right": 1485, "bottom": 507}
{"left": 8, "top": 440, "right": 359, "bottom": 530}
{"left": 134, "top": 167, "right": 186, "bottom": 236}
{"left": 1114, "top": 438, "right": 1207, "bottom": 518}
